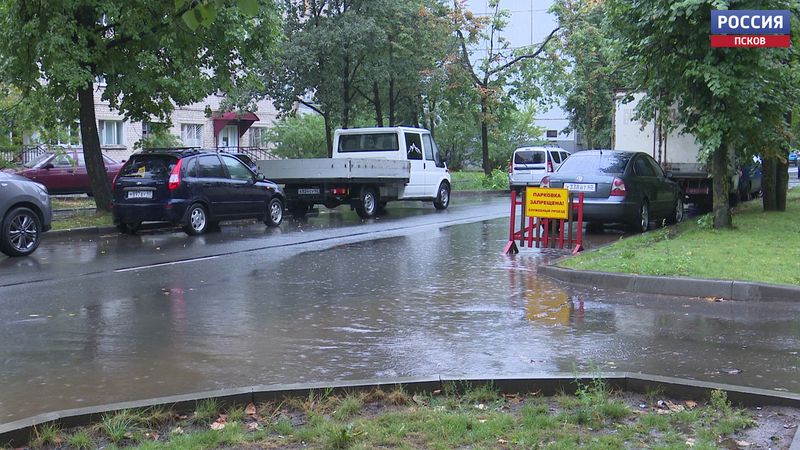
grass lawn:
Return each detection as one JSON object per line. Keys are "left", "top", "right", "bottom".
{"left": 560, "top": 189, "right": 800, "bottom": 286}
{"left": 51, "top": 211, "right": 112, "bottom": 231}
{"left": 450, "top": 170, "right": 509, "bottom": 191}
{"left": 17, "top": 382, "right": 793, "bottom": 450}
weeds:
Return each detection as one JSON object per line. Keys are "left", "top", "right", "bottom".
{"left": 193, "top": 398, "right": 220, "bottom": 423}
{"left": 65, "top": 429, "right": 94, "bottom": 449}
{"left": 31, "top": 422, "right": 60, "bottom": 447}
{"left": 98, "top": 413, "right": 136, "bottom": 443}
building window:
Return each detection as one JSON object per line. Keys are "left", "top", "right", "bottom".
{"left": 250, "top": 127, "right": 268, "bottom": 148}
{"left": 181, "top": 124, "right": 203, "bottom": 147}
{"left": 99, "top": 120, "right": 123, "bottom": 145}
{"left": 546, "top": 130, "right": 558, "bottom": 138}
{"left": 141, "top": 122, "right": 151, "bottom": 137}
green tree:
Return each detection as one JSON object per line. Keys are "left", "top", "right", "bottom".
{"left": 0, "top": 1, "right": 279, "bottom": 211}
{"left": 453, "top": 0, "right": 560, "bottom": 175}
{"left": 550, "top": 0, "right": 617, "bottom": 149}
{"left": 267, "top": 113, "right": 328, "bottom": 159}
{"left": 605, "top": 0, "right": 799, "bottom": 228}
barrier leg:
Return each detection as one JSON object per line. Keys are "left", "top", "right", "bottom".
{"left": 504, "top": 190, "right": 519, "bottom": 255}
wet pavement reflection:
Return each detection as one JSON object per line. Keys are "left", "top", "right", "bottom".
{"left": 1, "top": 197, "right": 799, "bottom": 424}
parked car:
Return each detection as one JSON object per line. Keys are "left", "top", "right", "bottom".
{"left": 112, "top": 149, "right": 286, "bottom": 235}
{"left": 0, "top": 172, "right": 52, "bottom": 256}
{"left": 737, "top": 155, "right": 762, "bottom": 202}
{"left": 541, "top": 150, "right": 683, "bottom": 232}
{"left": 509, "top": 146, "right": 570, "bottom": 189}
{"left": 15, "top": 149, "right": 123, "bottom": 195}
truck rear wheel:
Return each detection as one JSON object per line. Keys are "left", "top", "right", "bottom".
{"left": 433, "top": 182, "right": 450, "bottom": 210}
{"left": 288, "top": 201, "right": 309, "bottom": 218}
{"left": 355, "top": 187, "right": 378, "bottom": 219}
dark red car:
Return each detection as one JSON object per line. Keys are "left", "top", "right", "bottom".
{"left": 15, "top": 150, "right": 123, "bottom": 195}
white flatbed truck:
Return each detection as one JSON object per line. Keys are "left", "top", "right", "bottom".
{"left": 256, "top": 127, "right": 451, "bottom": 218}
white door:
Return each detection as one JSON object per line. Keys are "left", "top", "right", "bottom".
{"left": 217, "top": 125, "right": 238, "bottom": 150}
{"left": 401, "top": 132, "right": 425, "bottom": 198}
{"left": 422, "top": 134, "right": 446, "bottom": 197}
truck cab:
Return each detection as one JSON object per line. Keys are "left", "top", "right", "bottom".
{"left": 333, "top": 127, "right": 450, "bottom": 200}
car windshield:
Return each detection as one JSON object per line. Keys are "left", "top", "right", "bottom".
{"left": 120, "top": 155, "right": 177, "bottom": 179}
{"left": 23, "top": 153, "right": 52, "bottom": 168}
{"left": 514, "top": 150, "right": 546, "bottom": 164}
{"left": 556, "top": 152, "right": 631, "bottom": 175}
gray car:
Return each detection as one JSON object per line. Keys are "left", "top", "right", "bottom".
{"left": 0, "top": 172, "right": 52, "bottom": 256}
{"left": 541, "top": 150, "right": 683, "bottom": 232}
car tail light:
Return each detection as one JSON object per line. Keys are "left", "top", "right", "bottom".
{"left": 547, "top": 161, "right": 554, "bottom": 173}
{"left": 610, "top": 177, "right": 627, "bottom": 197}
{"left": 508, "top": 161, "right": 513, "bottom": 174}
{"left": 168, "top": 159, "right": 183, "bottom": 190}
{"left": 541, "top": 176, "right": 550, "bottom": 188}
{"left": 330, "top": 187, "right": 348, "bottom": 196}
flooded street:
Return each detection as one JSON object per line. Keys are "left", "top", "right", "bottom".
{"left": 1, "top": 197, "right": 799, "bottom": 423}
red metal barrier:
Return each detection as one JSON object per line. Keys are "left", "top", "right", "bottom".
{"left": 504, "top": 189, "right": 584, "bottom": 255}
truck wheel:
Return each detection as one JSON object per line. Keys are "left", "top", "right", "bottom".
{"left": 288, "top": 202, "right": 308, "bottom": 218}
{"left": 1, "top": 207, "right": 42, "bottom": 257}
{"left": 355, "top": 187, "right": 378, "bottom": 219}
{"left": 265, "top": 197, "right": 284, "bottom": 227}
{"left": 433, "top": 182, "right": 450, "bottom": 210}
{"left": 182, "top": 203, "right": 209, "bottom": 236}
{"left": 630, "top": 200, "right": 649, "bottom": 233}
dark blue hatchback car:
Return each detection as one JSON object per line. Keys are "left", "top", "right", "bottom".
{"left": 112, "top": 149, "right": 285, "bottom": 235}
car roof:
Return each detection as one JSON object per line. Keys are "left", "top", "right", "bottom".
{"left": 514, "top": 146, "right": 569, "bottom": 153}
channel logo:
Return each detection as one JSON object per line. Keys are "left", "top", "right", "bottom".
{"left": 710, "top": 10, "right": 791, "bottom": 48}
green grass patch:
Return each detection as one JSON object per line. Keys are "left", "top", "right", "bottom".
{"left": 51, "top": 196, "right": 96, "bottom": 210}
{"left": 561, "top": 190, "right": 800, "bottom": 285}
{"left": 51, "top": 211, "right": 113, "bottom": 231}
{"left": 450, "top": 169, "right": 509, "bottom": 191}
{"left": 13, "top": 385, "right": 780, "bottom": 450}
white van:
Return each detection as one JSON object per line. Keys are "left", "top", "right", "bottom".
{"left": 508, "top": 146, "right": 570, "bottom": 189}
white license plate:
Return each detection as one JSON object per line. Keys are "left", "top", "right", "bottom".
{"left": 564, "top": 183, "right": 596, "bottom": 192}
{"left": 298, "top": 188, "right": 320, "bottom": 195}
{"left": 127, "top": 190, "right": 153, "bottom": 199}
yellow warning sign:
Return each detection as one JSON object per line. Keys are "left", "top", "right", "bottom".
{"left": 525, "top": 187, "right": 569, "bottom": 219}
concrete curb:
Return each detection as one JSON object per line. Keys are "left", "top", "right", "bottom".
{"left": 539, "top": 264, "right": 800, "bottom": 302}
{"left": 44, "top": 226, "right": 118, "bottom": 239}
{"left": 450, "top": 189, "right": 508, "bottom": 198}
{"left": 1, "top": 373, "right": 798, "bottom": 447}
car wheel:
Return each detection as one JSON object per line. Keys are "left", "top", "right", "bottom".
{"left": 631, "top": 200, "right": 649, "bottom": 233}
{"left": 1, "top": 207, "right": 42, "bottom": 257}
{"left": 355, "top": 187, "right": 378, "bottom": 219}
{"left": 739, "top": 182, "right": 750, "bottom": 202}
{"left": 116, "top": 222, "right": 141, "bottom": 235}
{"left": 182, "top": 203, "right": 209, "bottom": 236}
{"left": 266, "top": 197, "right": 284, "bottom": 227}
{"left": 667, "top": 197, "right": 684, "bottom": 224}
{"left": 433, "top": 182, "right": 450, "bottom": 210}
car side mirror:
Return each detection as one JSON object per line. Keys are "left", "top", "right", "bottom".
{"left": 256, "top": 173, "right": 266, "bottom": 182}
{"left": 665, "top": 171, "right": 674, "bottom": 179}
{"left": 43, "top": 163, "right": 54, "bottom": 170}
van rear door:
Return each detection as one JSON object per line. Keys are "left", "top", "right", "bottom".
{"left": 511, "top": 149, "right": 548, "bottom": 185}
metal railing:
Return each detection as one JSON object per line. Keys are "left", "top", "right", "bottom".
{"left": 216, "top": 146, "right": 280, "bottom": 161}
{"left": 0, "top": 145, "right": 49, "bottom": 165}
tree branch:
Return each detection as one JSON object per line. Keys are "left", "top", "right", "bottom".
{"left": 455, "top": 29, "right": 485, "bottom": 88}
{"left": 490, "top": 27, "right": 560, "bottom": 76}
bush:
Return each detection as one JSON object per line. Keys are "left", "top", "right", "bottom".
{"left": 267, "top": 114, "right": 328, "bottom": 159}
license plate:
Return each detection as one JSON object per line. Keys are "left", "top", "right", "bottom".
{"left": 126, "top": 190, "right": 153, "bottom": 199}
{"left": 564, "top": 183, "right": 596, "bottom": 192}
{"left": 298, "top": 188, "right": 320, "bottom": 195}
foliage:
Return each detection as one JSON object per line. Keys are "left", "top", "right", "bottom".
{"left": 549, "top": 0, "right": 618, "bottom": 149}
{"left": 135, "top": 125, "right": 184, "bottom": 150}
{"left": 480, "top": 169, "right": 510, "bottom": 190}
{"left": 453, "top": 0, "right": 560, "bottom": 174}
{"left": 267, "top": 113, "right": 328, "bottom": 159}
{"left": 0, "top": 0, "right": 280, "bottom": 210}
{"left": 604, "top": 0, "right": 800, "bottom": 228}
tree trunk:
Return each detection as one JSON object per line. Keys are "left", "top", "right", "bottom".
{"left": 388, "top": 77, "right": 396, "bottom": 126}
{"left": 762, "top": 157, "right": 777, "bottom": 211}
{"left": 711, "top": 144, "right": 731, "bottom": 229}
{"left": 480, "top": 97, "right": 490, "bottom": 176}
{"left": 323, "top": 113, "right": 333, "bottom": 158}
{"left": 78, "top": 84, "right": 112, "bottom": 212}
{"left": 776, "top": 159, "right": 789, "bottom": 211}
{"left": 372, "top": 81, "right": 383, "bottom": 127}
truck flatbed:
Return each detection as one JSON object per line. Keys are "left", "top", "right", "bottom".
{"left": 257, "top": 158, "right": 410, "bottom": 184}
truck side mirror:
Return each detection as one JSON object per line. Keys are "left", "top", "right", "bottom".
{"left": 256, "top": 173, "right": 266, "bottom": 181}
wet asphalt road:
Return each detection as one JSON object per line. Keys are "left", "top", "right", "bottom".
{"left": 1, "top": 193, "right": 799, "bottom": 424}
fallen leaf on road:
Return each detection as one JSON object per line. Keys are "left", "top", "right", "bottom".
{"left": 245, "top": 403, "right": 257, "bottom": 416}
{"left": 685, "top": 400, "right": 697, "bottom": 408}
{"left": 210, "top": 421, "right": 225, "bottom": 431}
{"left": 498, "top": 438, "right": 509, "bottom": 444}
{"left": 474, "top": 403, "right": 487, "bottom": 410}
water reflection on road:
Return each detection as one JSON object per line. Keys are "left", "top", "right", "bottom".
{"left": 1, "top": 214, "right": 799, "bottom": 423}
